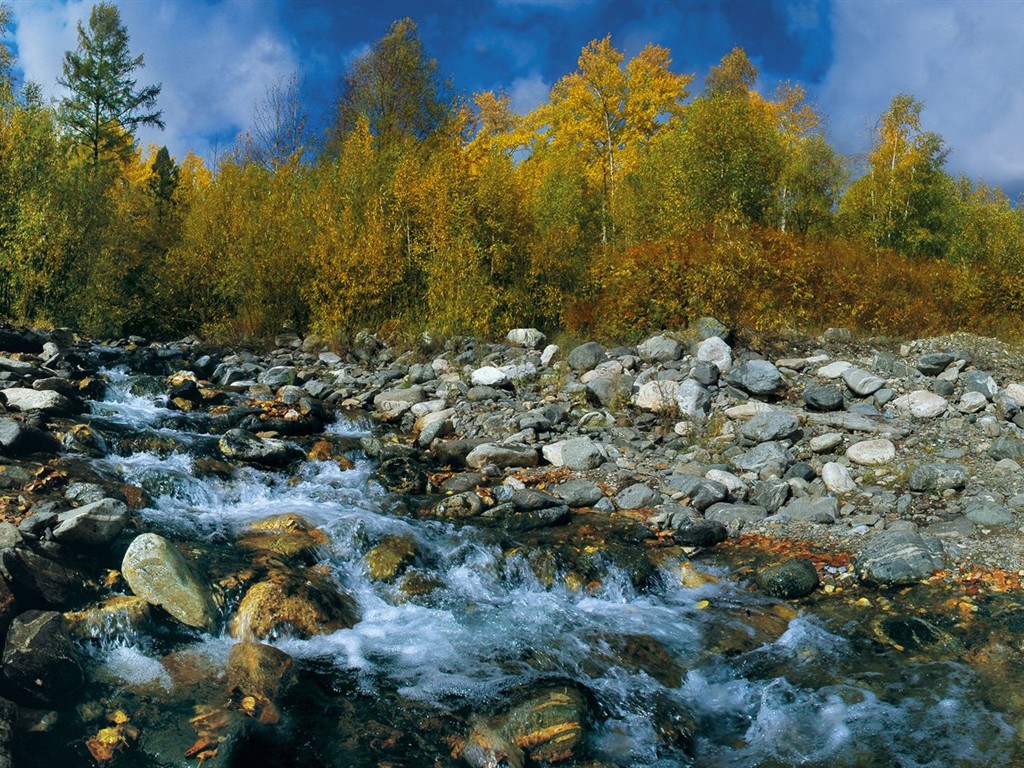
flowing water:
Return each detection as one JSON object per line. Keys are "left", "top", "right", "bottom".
{"left": 18, "top": 367, "right": 1024, "bottom": 767}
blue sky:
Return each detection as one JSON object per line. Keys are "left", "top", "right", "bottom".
{"left": 6, "top": 0, "right": 1024, "bottom": 196}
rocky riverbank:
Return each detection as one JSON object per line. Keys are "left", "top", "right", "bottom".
{"left": 1, "top": 320, "right": 1024, "bottom": 764}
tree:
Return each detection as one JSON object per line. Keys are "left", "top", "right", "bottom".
{"left": 0, "top": 3, "right": 13, "bottom": 104}
{"left": 58, "top": 2, "right": 163, "bottom": 169}
{"left": 328, "top": 17, "right": 451, "bottom": 155}
{"left": 241, "top": 72, "right": 310, "bottom": 168}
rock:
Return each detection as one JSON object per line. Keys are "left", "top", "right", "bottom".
{"left": 817, "top": 361, "right": 853, "bottom": 379}
{"left": 372, "top": 385, "right": 424, "bottom": 419}
{"left": 705, "top": 502, "right": 767, "bottom": 529}
{"left": 732, "top": 442, "right": 794, "bottom": 475}
{"left": 567, "top": 342, "right": 606, "bottom": 372}
{"left": 841, "top": 368, "right": 886, "bottom": 397}
{"left": 1, "top": 388, "right": 76, "bottom": 417}
{"left": 959, "top": 391, "right": 989, "bottom": 413}
{"left": 540, "top": 344, "right": 559, "bottom": 366}
{"left": 676, "top": 379, "right": 711, "bottom": 420}
{"left": 0, "top": 418, "right": 61, "bottom": 457}
{"left": 989, "top": 435, "right": 1024, "bottom": 462}
{"left": 615, "top": 483, "right": 660, "bottom": 510}
{"left": 666, "top": 475, "right": 727, "bottom": 511}
{"left": 3, "top": 611, "right": 84, "bottom": 706}
{"left": 553, "top": 479, "right": 604, "bottom": 508}
{"left": 238, "top": 514, "right": 327, "bottom": 561}
{"left": 231, "top": 570, "right": 357, "bottom": 640}
{"left": 633, "top": 380, "right": 679, "bottom": 412}
{"left": 891, "top": 391, "right": 947, "bottom": 419}
{"left": 739, "top": 412, "right": 800, "bottom": 444}
{"left": 415, "top": 408, "right": 455, "bottom": 447}
{"left": 756, "top": 559, "right": 819, "bottom": 599}
{"left": 373, "top": 457, "right": 427, "bottom": 494}
{"left": 0, "top": 524, "right": 20, "bottom": 550}
{"left": 559, "top": 437, "right": 605, "bottom": 470}
{"left": 218, "top": 429, "right": 303, "bottom": 468}
{"left": 821, "top": 462, "right": 857, "bottom": 493}
{"left": 963, "top": 371, "right": 998, "bottom": 400}
{"left": 51, "top": 498, "right": 128, "bottom": 547}
{"left": 638, "top": 334, "right": 683, "bottom": 363}
{"left": 690, "top": 316, "right": 729, "bottom": 342}
{"left": 585, "top": 374, "right": 632, "bottom": 408}
{"left": 908, "top": 463, "right": 967, "bottom": 493}
{"left": 365, "top": 535, "right": 417, "bottom": 581}
{"left": 778, "top": 496, "right": 838, "bottom": 524}
{"left": 917, "top": 352, "right": 955, "bottom": 376}
{"left": 854, "top": 530, "right": 944, "bottom": 586}
{"left": 466, "top": 443, "right": 538, "bottom": 470}
{"left": 463, "top": 685, "right": 588, "bottom": 767}
{"left": 726, "top": 360, "right": 783, "bottom": 398}
{"left": 511, "top": 489, "right": 562, "bottom": 511}
{"left": 0, "top": 548, "right": 84, "bottom": 607}
{"left": 695, "top": 336, "right": 732, "bottom": 372}
{"left": 121, "top": 533, "right": 218, "bottom": 631}
{"left": 507, "top": 328, "right": 546, "bottom": 349}
{"left": 803, "top": 385, "right": 844, "bottom": 412}
{"left": 749, "top": 479, "right": 790, "bottom": 514}
{"left": 227, "top": 641, "right": 298, "bottom": 704}
{"left": 471, "top": 366, "right": 508, "bottom": 387}
{"left": 258, "top": 366, "right": 297, "bottom": 388}
{"left": 846, "top": 439, "right": 896, "bottom": 466}
{"left": 809, "top": 433, "right": 843, "bottom": 453}
{"left": 671, "top": 518, "right": 727, "bottom": 547}
{"left": 964, "top": 500, "right": 1015, "bottom": 527}
{"left": 432, "top": 491, "right": 485, "bottom": 519}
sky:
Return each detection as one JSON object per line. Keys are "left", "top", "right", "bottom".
{"left": 4, "top": 0, "right": 1024, "bottom": 196}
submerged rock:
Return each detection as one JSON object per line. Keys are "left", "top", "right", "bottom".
{"left": 226, "top": 641, "right": 298, "bottom": 704}
{"left": 122, "top": 533, "right": 218, "bottom": 631}
{"left": 238, "top": 514, "right": 326, "bottom": 561}
{"left": 217, "top": 428, "right": 304, "bottom": 468}
{"left": 365, "top": 535, "right": 417, "bottom": 581}
{"left": 230, "top": 569, "right": 358, "bottom": 640}
{"left": 2, "top": 610, "right": 84, "bottom": 704}
{"left": 63, "top": 596, "right": 151, "bottom": 641}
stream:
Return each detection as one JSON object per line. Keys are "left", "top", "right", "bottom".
{"left": 16, "top": 364, "right": 1024, "bottom": 767}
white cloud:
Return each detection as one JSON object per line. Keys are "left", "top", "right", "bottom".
{"left": 820, "top": 0, "right": 1024, "bottom": 192}
{"left": 509, "top": 73, "right": 549, "bottom": 114}
{"left": 11, "top": 0, "right": 298, "bottom": 162}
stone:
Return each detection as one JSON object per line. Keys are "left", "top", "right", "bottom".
{"left": 810, "top": 433, "right": 843, "bottom": 453}
{"left": 963, "top": 371, "right": 998, "bottom": 400}
{"left": 466, "top": 443, "right": 538, "bottom": 470}
{"left": 0, "top": 418, "right": 61, "bottom": 457}
{"left": 0, "top": 547, "right": 83, "bottom": 606}
{"left": 238, "top": 514, "right": 327, "bottom": 561}
{"left": 726, "top": 360, "right": 783, "bottom": 398}
{"left": 739, "top": 412, "right": 800, "bottom": 444}
{"left": 0, "top": 388, "right": 75, "bottom": 417}
{"left": 854, "top": 530, "right": 945, "bottom": 586}
{"left": 567, "top": 342, "right": 606, "bottom": 372}
{"left": 615, "top": 483, "right": 660, "bottom": 510}
{"left": 690, "top": 316, "right": 730, "bottom": 342}
{"left": 756, "top": 559, "right": 819, "bottom": 599}
{"left": 432, "top": 491, "right": 485, "bottom": 519}
{"left": 676, "top": 379, "right": 711, "bottom": 420}
{"left": 821, "top": 462, "right": 857, "bottom": 493}
{"left": 778, "top": 496, "right": 838, "bottom": 524}
{"left": 671, "top": 518, "right": 728, "bottom": 547}
{"left": 666, "top": 475, "right": 727, "bottom": 511}
{"left": 841, "top": 368, "right": 886, "bottom": 397}
{"left": 559, "top": 437, "right": 605, "bottom": 470}
{"left": 917, "top": 352, "right": 955, "bottom": 376}
{"left": 803, "top": 385, "right": 844, "bottom": 412}
{"left": 705, "top": 502, "right": 767, "bottom": 528}
{"left": 0, "top": 523, "right": 20, "bottom": 549}
{"left": 695, "top": 335, "right": 732, "bottom": 372}
{"left": 846, "top": 439, "right": 896, "bottom": 466}
{"left": 816, "top": 360, "right": 853, "bottom": 379}
{"left": 415, "top": 408, "right": 455, "bottom": 448}
{"left": 959, "top": 391, "right": 989, "bottom": 414}
{"left": 51, "top": 498, "right": 128, "bottom": 547}
{"left": 506, "top": 328, "right": 546, "bottom": 349}
{"left": 732, "top": 441, "right": 794, "bottom": 475}
{"left": 365, "top": 535, "right": 417, "bottom": 581}
{"left": 749, "top": 479, "right": 790, "bottom": 514}
{"left": 989, "top": 435, "right": 1024, "bottom": 462}
{"left": 258, "top": 366, "right": 297, "bottom": 388}
{"left": 122, "top": 533, "right": 218, "bottom": 631}
{"left": 373, "top": 457, "right": 427, "bottom": 494}
{"left": 586, "top": 375, "right": 632, "bottom": 408}
{"left": 964, "top": 500, "right": 1015, "bottom": 527}
{"left": 231, "top": 569, "right": 358, "bottom": 640}
{"left": 2, "top": 610, "right": 84, "bottom": 704}
{"left": 891, "top": 391, "right": 947, "bottom": 419}
{"left": 908, "top": 463, "right": 967, "bottom": 493}
{"left": 540, "top": 344, "right": 559, "bottom": 367}
{"left": 638, "top": 334, "right": 683, "bottom": 363}
{"left": 227, "top": 641, "right": 298, "bottom": 704}
{"left": 553, "top": 479, "right": 604, "bottom": 508}
{"left": 218, "top": 429, "right": 304, "bottom": 468}
{"left": 470, "top": 366, "right": 508, "bottom": 387}
{"left": 691, "top": 361, "right": 719, "bottom": 386}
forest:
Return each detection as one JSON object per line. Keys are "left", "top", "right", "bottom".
{"left": 2, "top": 3, "right": 1024, "bottom": 344}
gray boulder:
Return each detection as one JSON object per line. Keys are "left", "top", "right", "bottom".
{"left": 964, "top": 500, "right": 1015, "bottom": 527}
{"left": 0, "top": 418, "right": 60, "bottom": 457}
{"left": 803, "top": 385, "right": 844, "bottom": 412}
{"left": 989, "top": 435, "right": 1024, "bottom": 462}
{"left": 2, "top": 610, "right": 84, "bottom": 704}
{"left": 778, "top": 496, "right": 838, "bottom": 524}
{"left": 51, "top": 498, "right": 129, "bottom": 546}
{"left": 637, "top": 335, "right": 682, "bottom": 363}
{"left": 218, "top": 429, "right": 304, "bottom": 468}
{"left": 739, "top": 412, "right": 800, "bottom": 444}
{"left": 756, "top": 559, "right": 819, "bottom": 599}
{"left": 727, "top": 360, "right": 783, "bottom": 398}
{"left": 854, "top": 530, "right": 945, "bottom": 586}
{"left": 963, "top": 371, "right": 998, "bottom": 400}
{"left": 465, "top": 443, "right": 538, "bottom": 470}
{"left": 560, "top": 437, "right": 605, "bottom": 471}
{"left": 122, "top": 533, "right": 218, "bottom": 631}
{"left": 908, "top": 463, "right": 967, "bottom": 493}
{"left": 705, "top": 502, "right": 767, "bottom": 528}
{"left": 258, "top": 366, "right": 297, "bottom": 388}
{"left": 1, "top": 388, "right": 76, "bottom": 417}
{"left": 553, "top": 479, "right": 604, "bottom": 508}
{"left": 749, "top": 479, "right": 790, "bottom": 514}
{"left": 614, "top": 483, "right": 660, "bottom": 510}
{"left": 917, "top": 352, "right": 954, "bottom": 376}
{"left": 676, "top": 379, "right": 711, "bottom": 420}
{"left": 666, "top": 475, "right": 727, "bottom": 511}
{"left": 507, "top": 328, "right": 546, "bottom": 349}
{"left": 732, "top": 441, "right": 794, "bottom": 475}
{"left": 841, "top": 368, "right": 886, "bottom": 397}
{"left": 567, "top": 342, "right": 607, "bottom": 372}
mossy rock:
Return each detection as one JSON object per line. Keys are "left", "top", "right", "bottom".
{"left": 230, "top": 569, "right": 357, "bottom": 640}
{"left": 365, "top": 535, "right": 417, "bottom": 581}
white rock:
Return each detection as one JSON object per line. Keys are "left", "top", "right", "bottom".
{"left": 1006, "top": 383, "right": 1024, "bottom": 404}
{"left": 822, "top": 462, "right": 857, "bottom": 493}
{"left": 500, "top": 362, "right": 538, "bottom": 381}
{"left": 696, "top": 336, "right": 732, "bottom": 373}
{"left": 581, "top": 360, "right": 623, "bottom": 384}
{"left": 2, "top": 388, "right": 73, "bottom": 415}
{"left": 541, "top": 441, "right": 565, "bottom": 466}
{"left": 958, "top": 391, "right": 988, "bottom": 414}
{"left": 846, "top": 439, "right": 896, "bottom": 466}
{"left": 410, "top": 399, "right": 447, "bottom": 418}
{"left": 817, "top": 361, "right": 853, "bottom": 379}
{"left": 540, "top": 344, "right": 560, "bottom": 367}
{"left": 470, "top": 366, "right": 508, "bottom": 387}
{"left": 937, "top": 369, "right": 960, "bottom": 383}
{"left": 723, "top": 402, "right": 775, "bottom": 420}
{"left": 810, "top": 433, "right": 844, "bottom": 453}
{"left": 633, "top": 380, "right": 681, "bottom": 412}
{"left": 507, "top": 328, "right": 546, "bottom": 349}
{"left": 705, "top": 469, "right": 746, "bottom": 500}
{"left": 431, "top": 357, "right": 454, "bottom": 374}
{"left": 891, "top": 390, "right": 947, "bottom": 419}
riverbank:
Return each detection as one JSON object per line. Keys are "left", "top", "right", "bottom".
{"left": 1, "top": 321, "right": 1024, "bottom": 765}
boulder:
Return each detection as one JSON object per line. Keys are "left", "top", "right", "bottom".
{"left": 891, "top": 391, "right": 947, "bottom": 419}
{"left": 63, "top": 596, "right": 151, "bottom": 641}
{"left": 614, "top": 483, "right": 660, "bottom": 510}
{"left": 567, "top": 342, "right": 606, "bottom": 372}
{"left": 917, "top": 352, "right": 955, "bottom": 376}
{"left": 638, "top": 334, "right": 682, "bottom": 363}
{"left": 431, "top": 491, "right": 485, "bottom": 519}
{"left": 705, "top": 502, "right": 767, "bottom": 529}
{"left": 553, "top": 479, "right": 604, "bottom": 508}
{"left": 122, "top": 533, "right": 218, "bottom": 631}
{"left": 671, "top": 518, "right": 728, "bottom": 547}
{"left": 964, "top": 500, "right": 1015, "bottom": 527}
{"left": 0, "top": 547, "right": 84, "bottom": 607}
{"left": 0, "top": 418, "right": 61, "bottom": 457}
{"left": 908, "top": 463, "right": 967, "bottom": 493}
{"left": 507, "top": 328, "right": 546, "bottom": 349}
{"left": 803, "top": 385, "right": 844, "bottom": 412}
{"left": 227, "top": 641, "right": 298, "bottom": 704}
{"left": 695, "top": 335, "right": 732, "bottom": 372}
{"left": 666, "top": 475, "right": 727, "bottom": 511}
{"left": 963, "top": 371, "right": 998, "bottom": 400}
{"left": 841, "top": 368, "right": 886, "bottom": 397}
{"left": 855, "top": 530, "right": 944, "bottom": 586}
{"left": 2, "top": 610, "right": 83, "bottom": 704}
{"left": 231, "top": 570, "right": 357, "bottom": 640}
{"left": 1, "top": 388, "right": 76, "bottom": 417}
{"left": 732, "top": 441, "right": 794, "bottom": 475}
{"left": 218, "top": 428, "right": 304, "bottom": 468}
{"left": 676, "top": 379, "right": 711, "bottom": 420}
{"left": 365, "top": 535, "right": 417, "bottom": 581}
{"left": 559, "top": 437, "right": 605, "bottom": 471}
{"left": 237, "top": 514, "right": 327, "bottom": 561}
{"left": 989, "top": 435, "right": 1024, "bottom": 462}
{"left": 258, "top": 366, "right": 297, "bottom": 388}
{"left": 726, "top": 360, "right": 783, "bottom": 398}
{"left": 633, "top": 380, "right": 679, "bottom": 412}
{"left": 51, "top": 498, "right": 129, "bottom": 547}
{"left": 778, "top": 496, "right": 838, "bottom": 524}
{"left": 846, "top": 439, "right": 896, "bottom": 466}
{"left": 739, "top": 412, "right": 800, "bottom": 444}
{"left": 470, "top": 367, "right": 508, "bottom": 387}
{"left": 821, "top": 462, "right": 857, "bottom": 493}
{"left": 756, "top": 559, "right": 819, "bottom": 599}
{"left": 466, "top": 443, "right": 538, "bottom": 470}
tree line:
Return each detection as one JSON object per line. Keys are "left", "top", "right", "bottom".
{"left": 2, "top": 4, "right": 1023, "bottom": 343}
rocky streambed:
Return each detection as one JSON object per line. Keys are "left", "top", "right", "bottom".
{"left": 1, "top": 323, "right": 1024, "bottom": 765}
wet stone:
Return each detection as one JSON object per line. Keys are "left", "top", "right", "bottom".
{"left": 553, "top": 479, "right": 604, "bottom": 508}
{"left": 854, "top": 530, "right": 945, "bottom": 586}
{"left": 2, "top": 610, "right": 84, "bottom": 705}
{"left": 430, "top": 491, "right": 484, "bottom": 519}
{"left": 373, "top": 456, "right": 427, "bottom": 494}
{"left": 756, "top": 558, "right": 820, "bottom": 599}
{"left": 121, "top": 533, "right": 218, "bottom": 631}
{"left": 365, "top": 535, "right": 417, "bottom": 581}
{"left": 231, "top": 569, "right": 358, "bottom": 640}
